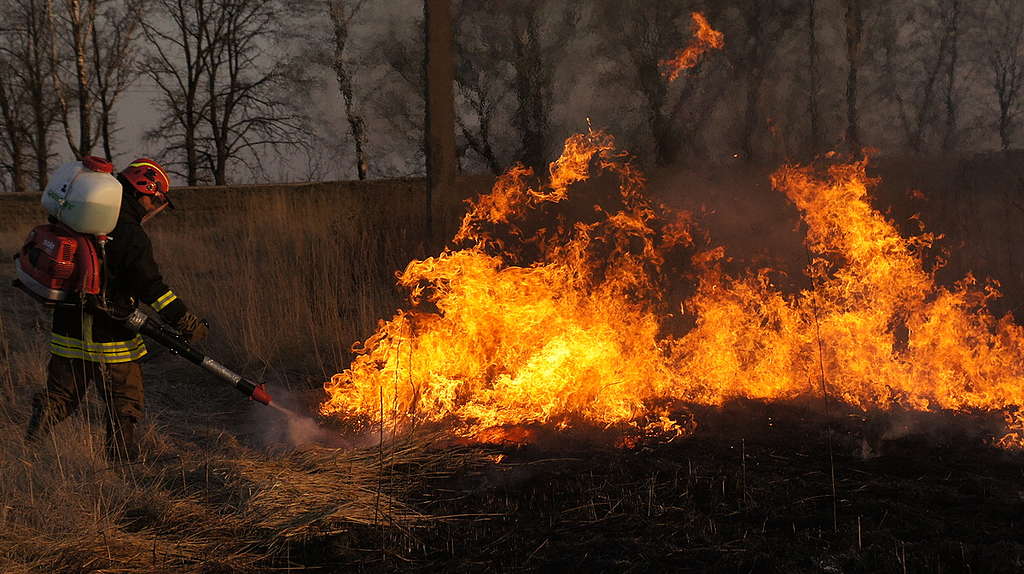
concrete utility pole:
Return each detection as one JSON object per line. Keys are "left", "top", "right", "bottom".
{"left": 424, "top": 0, "right": 456, "bottom": 243}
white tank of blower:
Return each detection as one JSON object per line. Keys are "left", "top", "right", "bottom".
{"left": 41, "top": 156, "right": 122, "bottom": 235}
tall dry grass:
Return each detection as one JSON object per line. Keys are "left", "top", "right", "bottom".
{"left": 0, "top": 178, "right": 488, "bottom": 572}
{"left": 150, "top": 179, "right": 478, "bottom": 377}
{"left": 153, "top": 184, "right": 417, "bottom": 374}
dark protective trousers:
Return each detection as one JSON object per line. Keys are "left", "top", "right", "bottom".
{"left": 30, "top": 355, "right": 145, "bottom": 460}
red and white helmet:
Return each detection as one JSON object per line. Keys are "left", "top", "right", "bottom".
{"left": 119, "top": 158, "right": 173, "bottom": 208}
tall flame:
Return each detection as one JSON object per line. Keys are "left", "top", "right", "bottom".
{"left": 660, "top": 12, "right": 725, "bottom": 82}
{"left": 322, "top": 131, "right": 695, "bottom": 438}
{"left": 321, "top": 131, "right": 1024, "bottom": 446}
{"left": 676, "top": 161, "right": 1024, "bottom": 417}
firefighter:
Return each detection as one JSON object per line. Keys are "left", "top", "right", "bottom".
{"left": 25, "top": 158, "right": 207, "bottom": 462}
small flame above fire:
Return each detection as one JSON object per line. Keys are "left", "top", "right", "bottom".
{"left": 660, "top": 12, "right": 725, "bottom": 82}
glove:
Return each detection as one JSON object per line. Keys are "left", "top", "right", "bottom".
{"left": 176, "top": 311, "right": 208, "bottom": 343}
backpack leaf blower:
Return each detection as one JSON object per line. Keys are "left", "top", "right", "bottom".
{"left": 12, "top": 156, "right": 271, "bottom": 407}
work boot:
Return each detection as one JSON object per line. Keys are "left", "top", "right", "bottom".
{"left": 106, "top": 415, "right": 141, "bottom": 463}
{"left": 24, "top": 399, "right": 53, "bottom": 443}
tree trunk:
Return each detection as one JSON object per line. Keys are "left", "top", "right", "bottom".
{"left": 651, "top": 107, "right": 678, "bottom": 166}
{"left": 941, "top": 0, "right": 960, "bottom": 153}
{"left": 424, "top": 0, "right": 456, "bottom": 240}
{"left": 29, "top": 0, "right": 52, "bottom": 189}
{"left": 184, "top": 2, "right": 200, "bottom": 187}
{"left": 178, "top": 0, "right": 202, "bottom": 185}
{"left": 457, "top": 108, "right": 502, "bottom": 174}
{"left": 90, "top": 15, "right": 112, "bottom": 159}
{"left": 329, "top": 0, "right": 369, "bottom": 180}
{"left": 999, "top": 96, "right": 1012, "bottom": 151}
{"left": 741, "top": 71, "right": 765, "bottom": 162}
{"left": 806, "top": 0, "right": 821, "bottom": 155}
{"left": 10, "top": 144, "right": 27, "bottom": 192}
{"left": 0, "top": 79, "right": 27, "bottom": 192}
{"left": 739, "top": 3, "right": 768, "bottom": 163}
{"left": 185, "top": 113, "right": 198, "bottom": 185}
{"left": 844, "top": 0, "right": 863, "bottom": 154}
{"left": 510, "top": 6, "right": 549, "bottom": 174}
{"left": 471, "top": 119, "right": 500, "bottom": 174}
{"left": 912, "top": 43, "right": 949, "bottom": 153}
{"left": 206, "top": 59, "right": 225, "bottom": 185}
{"left": 641, "top": 56, "right": 676, "bottom": 166}
{"left": 46, "top": 0, "right": 79, "bottom": 158}
{"left": 342, "top": 85, "right": 368, "bottom": 180}
{"left": 31, "top": 81, "right": 49, "bottom": 191}
{"left": 71, "top": 0, "right": 95, "bottom": 156}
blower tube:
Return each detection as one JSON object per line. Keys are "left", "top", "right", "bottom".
{"left": 122, "top": 308, "right": 272, "bottom": 405}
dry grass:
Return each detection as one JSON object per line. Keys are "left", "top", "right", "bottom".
{"left": 0, "top": 178, "right": 489, "bottom": 572}
{"left": 149, "top": 179, "right": 473, "bottom": 373}
{"left": 0, "top": 412, "right": 476, "bottom": 572}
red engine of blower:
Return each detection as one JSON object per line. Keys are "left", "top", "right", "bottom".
{"left": 13, "top": 223, "right": 102, "bottom": 305}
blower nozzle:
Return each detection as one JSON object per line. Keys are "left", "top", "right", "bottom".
{"left": 236, "top": 378, "right": 273, "bottom": 406}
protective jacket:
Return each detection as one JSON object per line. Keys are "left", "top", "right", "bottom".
{"left": 50, "top": 191, "right": 189, "bottom": 363}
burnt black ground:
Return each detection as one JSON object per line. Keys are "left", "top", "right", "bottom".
{"left": 284, "top": 400, "right": 1024, "bottom": 573}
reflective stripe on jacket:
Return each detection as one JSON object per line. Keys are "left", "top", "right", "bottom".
{"left": 49, "top": 333, "right": 147, "bottom": 363}
{"left": 152, "top": 290, "right": 178, "bottom": 312}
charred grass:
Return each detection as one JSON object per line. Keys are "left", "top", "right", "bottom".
{"left": 397, "top": 402, "right": 1024, "bottom": 573}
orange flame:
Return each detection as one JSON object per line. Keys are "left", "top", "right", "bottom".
{"left": 322, "top": 131, "right": 696, "bottom": 440}
{"left": 660, "top": 12, "right": 725, "bottom": 82}
{"left": 321, "top": 132, "right": 1024, "bottom": 447}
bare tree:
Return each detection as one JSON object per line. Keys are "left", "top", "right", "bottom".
{"left": 141, "top": 0, "right": 210, "bottom": 185}
{"left": 43, "top": 0, "right": 144, "bottom": 161}
{"left": 940, "top": 0, "right": 963, "bottom": 152}
{"left": 0, "top": 0, "right": 136, "bottom": 189}
{"left": 0, "top": 47, "right": 29, "bottom": 191}
{"left": 708, "top": 0, "right": 800, "bottom": 162}
{"left": 45, "top": 0, "right": 97, "bottom": 157}
{"left": 372, "top": 2, "right": 574, "bottom": 177}
{"left": 506, "top": 1, "right": 577, "bottom": 173}
{"left": 453, "top": 1, "right": 511, "bottom": 174}
{"left": 143, "top": 0, "right": 303, "bottom": 185}
{"left": 200, "top": 1, "right": 304, "bottom": 184}
{"left": 982, "top": 0, "right": 1024, "bottom": 151}
{"left": 1, "top": 0, "right": 57, "bottom": 189}
{"left": 452, "top": 43, "right": 506, "bottom": 174}
{"left": 593, "top": 0, "right": 716, "bottom": 167}
{"left": 327, "top": 0, "right": 368, "bottom": 180}
{"left": 372, "top": 16, "right": 427, "bottom": 175}
{"left": 876, "top": 1, "right": 962, "bottom": 153}
{"left": 91, "top": 0, "right": 144, "bottom": 161}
